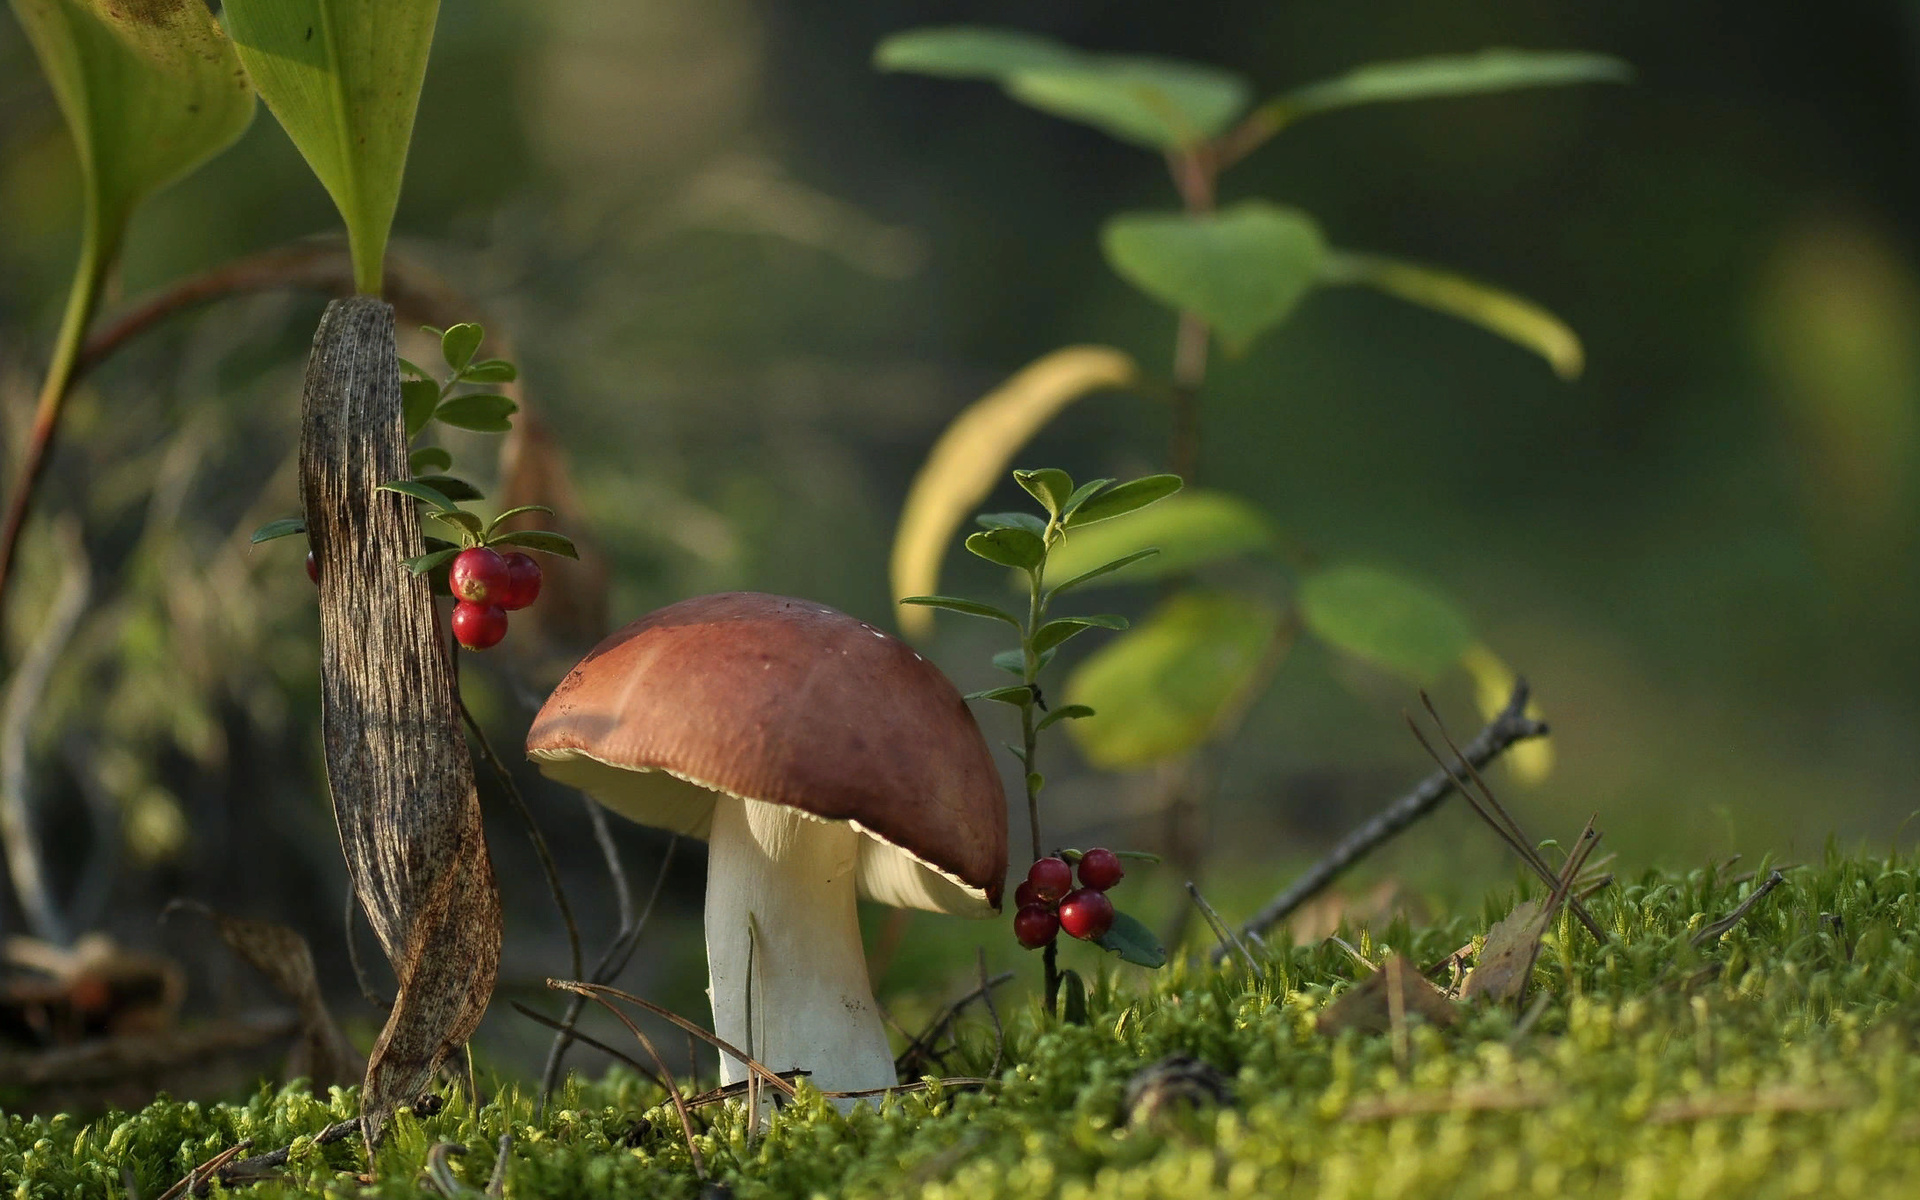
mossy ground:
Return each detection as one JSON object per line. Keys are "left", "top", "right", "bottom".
{"left": 8, "top": 849, "right": 1920, "bottom": 1198}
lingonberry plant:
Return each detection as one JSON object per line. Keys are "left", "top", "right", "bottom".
{"left": 253, "top": 322, "right": 578, "bottom": 651}
{"left": 903, "top": 467, "right": 1175, "bottom": 1012}
{"left": 880, "top": 29, "right": 1623, "bottom": 909}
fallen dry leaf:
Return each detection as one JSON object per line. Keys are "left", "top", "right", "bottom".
{"left": 1461, "top": 899, "right": 1549, "bottom": 1004}
{"left": 1316, "top": 954, "right": 1456, "bottom": 1036}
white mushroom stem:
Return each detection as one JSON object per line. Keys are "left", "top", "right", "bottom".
{"left": 704, "top": 794, "right": 896, "bottom": 1108}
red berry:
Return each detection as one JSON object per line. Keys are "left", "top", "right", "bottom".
{"left": 1077, "top": 847, "right": 1124, "bottom": 891}
{"left": 450, "top": 547, "right": 510, "bottom": 604}
{"left": 1058, "top": 887, "right": 1115, "bottom": 941}
{"left": 452, "top": 601, "right": 508, "bottom": 649}
{"left": 1026, "top": 857, "right": 1073, "bottom": 904}
{"left": 497, "top": 551, "right": 542, "bottom": 611}
{"left": 1013, "top": 879, "right": 1044, "bottom": 909}
{"left": 306, "top": 551, "right": 319, "bottom": 585}
{"left": 1013, "top": 904, "right": 1060, "bottom": 949}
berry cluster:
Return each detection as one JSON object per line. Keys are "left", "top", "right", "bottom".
{"left": 1013, "top": 847, "right": 1124, "bottom": 948}
{"left": 448, "top": 546, "right": 542, "bottom": 649}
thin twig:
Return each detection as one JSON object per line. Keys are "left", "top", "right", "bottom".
{"left": 510, "top": 1002, "right": 667, "bottom": 1091}
{"left": 1221, "top": 679, "right": 1548, "bottom": 959}
{"left": 895, "top": 972, "right": 1017, "bottom": 1077}
{"left": 539, "top": 834, "right": 679, "bottom": 1112}
{"left": 978, "top": 948, "right": 1005, "bottom": 1077}
{"left": 546, "top": 980, "right": 795, "bottom": 1099}
{"left": 1185, "top": 881, "right": 1257, "bottom": 977}
{"left": 1691, "top": 870, "right": 1788, "bottom": 947}
{"left": 460, "top": 696, "right": 581, "bottom": 984}
{"left": 155, "top": 1141, "right": 251, "bottom": 1200}
{"left": 547, "top": 982, "right": 706, "bottom": 1179}
{"left": 487, "top": 1135, "right": 511, "bottom": 1198}
{"left": 423, "top": 1143, "right": 467, "bottom": 1197}
{"left": 0, "top": 517, "right": 89, "bottom": 943}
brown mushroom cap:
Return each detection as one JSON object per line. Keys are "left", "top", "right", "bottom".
{"left": 526, "top": 592, "right": 1007, "bottom": 913}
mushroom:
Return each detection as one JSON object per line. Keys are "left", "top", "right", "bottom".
{"left": 525, "top": 592, "right": 1006, "bottom": 1104}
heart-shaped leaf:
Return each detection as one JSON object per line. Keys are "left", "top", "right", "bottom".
{"left": 966, "top": 526, "right": 1045, "bottom": 570}
{"left": 409, "top": 446, "right": 452, "bottom": 475}
{"left": 1103, "top": 202, "right": 1327, "bottom": 351}
{"left": 225, "top": 0, "right": 441, "bottom": 295}
{"left": 434, "top": 393, "right": 517, "bottom": 433}
{"left": 1298, "top": 564, "right": 1473, "bottom": 685}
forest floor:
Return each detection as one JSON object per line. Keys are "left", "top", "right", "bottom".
{"left": 6, "top": 849, "right": 1918, "bottom": 1198}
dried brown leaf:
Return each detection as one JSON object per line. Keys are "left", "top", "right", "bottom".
{"left": 301, "top": 299, "right": 502, "bottom": 1144}
{"left": 1316, "top": 954, "right": 1456, "bottom": 1036}
{"left": 1460, "top": 899, "right": 1548, "bottom": 1003}
{"left": 164, "top": 901, "right": 362, "bottom": 1088}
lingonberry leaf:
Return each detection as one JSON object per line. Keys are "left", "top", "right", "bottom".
{"left": 1014, "top": 467, "right": 1075, "bottom": 515}
{"left": 1046, "top": 548, "right": 1162, "bottom": 601}
{"left": 1032, "top": 613, "right": 1129, "bottom": 654}
{"left": 404, "top": 547, "right": 460, "bottom": 575}
{"left": 1066, "top": 473, "right": 1184, "bottom": 527}
{"left": 402, "top": 378, "right": 441, "bottom": 439}
{"left": 489, "top": 530, "right": 580, "bottom": 558}
{"left": 397, "top": 356, "right": 431, "bottom": 380}
{"left": 1036, "top": 703, "right": 1096, "bottom": 731}
{"left": 414, "top": 475, "right": 484, "bottom": 502}
{"left": 1096, "top": 910, "right": 1168, "bottom": 968}
{"left": 965, "top": 526, "right": 1045, "bottom": 570}
{"left": 250, "top": 517, "right": 306, "bottom": 544}
{"left": 483, "top": 504, "right": 556, "bottom": 538}
{"left": 376, "top": 480, "right": 458, "bottom": 511}
{"left": 976, "top": 511, "right": 1048, "bottom": 536}
{"left": 899, "top": 595, "right": 1022, "bottom": 627}
{"left": 427, "top": 509, "right": 484, "bottom": 538}
{"left": 1059, "top": 477, "right": 1115, "bottom": 521}
{"left": 460, "top": 358, "right": 517, "bottom": 384}
{"left": 992, "top": 648, "right": 1027, "bottom": 676}
{"left": 440, "top": 323, "right": 484, "bottom": 371}
{"left": 434, "top": 393, "right": 517, "bottom": 433}
{"left": 409, "top": 446, "right": 453, "bottom": 475}
{"left": 965, "top": 685, "right": 1036, "bottom": 706}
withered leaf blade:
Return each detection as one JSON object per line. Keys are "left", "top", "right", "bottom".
{"left": 1461, "top": 898, "right": 1548, "bottom": 1003}
{"left": 300, "top": 298, "right": 501, "bottom": 1144}
{"left": 164, "top": 900, "right": 362, "bottom": 1089}
{"left": 1316, "top": 953, "right": 1456, "bottom": 1036}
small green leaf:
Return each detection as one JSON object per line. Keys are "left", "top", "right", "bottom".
{"left": 1066, "top": 474, "right": 1184, "bottom": 527}
{"left": 1046, "top": 491, "right": 1274, "bottom": 590}
{"left": 250, "top": 517, "right": 305, "bottom": 544}
{"left": 434, "top": 393, "right": 518, "bottom": 433}
{"left": 422, "top": 536, "right": 459, "bottom": 553}
{"left": 1114, "top": 850, "right": 1162, "bottom": 863}
{"left": 397, "top": 356, "right": 431, "bottom": 380}
{"left": 427, "top": 509, "right": 483, "bottom": 538}
{"left": 1096, "top": 910, "right": 1168, "bottom": 968}
{"left": 965, "top": 686, "right": 1036, "bottom": 707}
{"left": 489, "top": 530, "right": 580, "bottom": 559}
{"left": 460, "top": 357, "right": 517, "bottom": 383}
{"left": 1060, "top": 478, "right": 1115, "bottom": 521}
{"left": 1047, "top": 549, "right": 1163, "bottom": 600}
{"left": 402, "top": 378, "right": 441, "bottom": 439}
{"left": 1064, "top": 590, "right": 1282, "bottom": 769}
{"left": 1059, "top": 968, "right": 1089, "bottom": 1024}
{"left": 1298, "top": 564, "right": 1474, "bottom": 685}
{"left": 1272, "top": 50, "right": 1632, "bottom": 126}
{"left": 1026, "top": 771, "right": 1044, "bottom": 797}
{"left": 441, "top": 323, "right": 484, "bottom": 371}
{"left": 976, "top": 512, "right": 1048, "bottom": 536}
{"left": 404, "top": 547, "right": 460, "bottom": 576}
{"left": 414, "top": 475, "right": 483, "bottom": 502}
{"left": 1103, "top": 202, "right": 1327, "bottom": 351}
{"left": 900, "top": 595, "right": 1022, "bottom": 627}
{"left": 1320, "top": 251, "right": 1584, "bottom": 379}
{"left": 484, "top": 504, "right": 556, "bottom": 537}
{"left": 1005, "top": 57, "right": 1250, "bottom": 149}
{"left": 1014, "top": 467, "right": 1074, "bottom": 515}
{"left": 993, "top": 649, "right": 1027, "bottom": 676}
{"left": 376, "top": 480, "right": 457, "bottom": 511}
{"left": 1032, "top": 614, "right": 1128, "bottom": 655}
{"left": 409, "top": 446, "right": 452, "bottom": 474}
{"left": 224, "top": 0, "right": 439, "bottom": 294}
{"left": 966, "top": 527, "right": 1045, "bottom": 571}
{"left": 874, "top": 26, "right": 1080, "bottom": 78}
{"left": 1035, "top": 704, "right": 1095, "bottom": 732}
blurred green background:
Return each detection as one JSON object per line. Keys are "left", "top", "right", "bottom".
{"left": 3, "top": 1, "right": 1918, "bottom": 1074}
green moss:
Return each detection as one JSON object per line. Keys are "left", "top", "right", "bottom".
{"left": 8, "top": 850, "right": 1920, "bottom": 1197}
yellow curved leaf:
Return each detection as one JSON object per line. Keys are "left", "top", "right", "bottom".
{"left": 1323, "top": 252, "right": 1584, "bottom": 380}
{"left": 891, "top": 346, "right": 1139, "bottom": 637}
